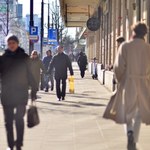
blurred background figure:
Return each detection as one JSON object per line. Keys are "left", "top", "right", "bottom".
{"left": 48, "top": 45, "right": 74, "bottom": 101}
{"left": 77, "top": 51, "right": 88, "bottom": 78}
{"left": 92, "top": 57, "right": 98, "bottom": 80}
{"left": 0, "top": 35, "right": 37, "bottom": 150}
{"left": 30, "top": 50, "right": 45, "bottom": 92}
{"left": 116, "top": 36, "right": 125, "bottom": 48}
{"left": 42, "top": 50, "right": 54, "bottom": 92}
{"left": 69, "top": 52, "right": 75, "bottom": 62}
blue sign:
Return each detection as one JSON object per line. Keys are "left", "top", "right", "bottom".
{"left": 29, "top": 26, "right": 39, "bottom": 41}
{"left": 48, "top": 29, "right": 57, "bottom": 43}
{"left": 29, "top": 26, "right": 38, "bottom": 35}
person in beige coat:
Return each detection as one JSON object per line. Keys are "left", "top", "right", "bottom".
{"left": 103, "top": 22, "right": 150, "bottom": 150}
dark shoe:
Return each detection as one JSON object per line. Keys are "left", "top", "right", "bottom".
{"left": 51, "top": 86, "right": 54, "bottom": 91}
{"left": 45, "top": 88, "right": 49, "bottom": 92}
{"left": 16, "top": 146, "right": 22, "bottom": 150}
{"left": 62, "top": 97, "right": 65, "bottom": 101}
{"left": 127, "top": 131, "right": 136, "bottom": 150}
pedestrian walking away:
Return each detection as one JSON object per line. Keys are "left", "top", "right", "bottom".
{"left": 0, "top": 35, "right": 37, "bottom": 150}
{"left": 103, "top": 22, "right": 150, "bottom": 150}
{"left": 77, "top": 51, "right": 88, "bottom": 78}
{"left": 42, "top": 50, "right": 54, "bottom": 92}
{"left": 48, "top": 45, "right": 74, "bottom": 101}
{"left": 30, "top": 50, "right": 45, "bottom": 93}
{"left": 116, "top": 36, "right": 125, "bottom": 48}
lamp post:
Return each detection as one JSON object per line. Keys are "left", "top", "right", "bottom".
{"left": 40, "top": 0, "right": 44, "bottom": 58}
{"left": 29, "top": 0, "right": 34, "bottom": 54}
{"left": 6, "top": 0, "right": 9, "bottom": 35}
{"left": 48, "top": 0, "right": 50, "bottom": 29}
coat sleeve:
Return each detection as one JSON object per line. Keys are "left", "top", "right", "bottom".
{"left": 66, "top": 55, "right": 74, "bottom": 76}
{"left": 40, "top": 60, "right": 45, "bottom": 73}
{"left": 113, "top": 43, "right": 127, "bottom": 82}
{"left": 26, "top": 58, "right": 38, "bottom": 91}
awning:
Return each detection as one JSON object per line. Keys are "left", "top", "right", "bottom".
{"left": 59, "top": 0, "right": 100, "bottom": 27}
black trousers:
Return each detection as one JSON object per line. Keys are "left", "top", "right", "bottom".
{"left": 79, "top": 67, "right": 86, "bottom": 78}
{"left": 80, "top": 69, "right": 85, "bottom": 78}
{"left": 56, "top": 78, "right": 66, "bottom": 99}
{"left": 3, "top": 105, "right": 26, "bottom": 148}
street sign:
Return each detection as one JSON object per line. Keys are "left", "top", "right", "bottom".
{"left": 87, "top": 17, "right": 100, "bottom": 31}
{"left": 48, "top": 29, "right": 58, "bottom": 43}
{"left": 29, "top": 26, "right": 39, "bottom": 41}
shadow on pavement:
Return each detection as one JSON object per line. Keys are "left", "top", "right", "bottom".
{"left": 64, "top": 101, "right": 106, "bottom": 107}
{"left": 67, "top": 94, "right": 109, "bottom": 101}
{"left": 36, "top": 100, "right": 82, "bottom": 108}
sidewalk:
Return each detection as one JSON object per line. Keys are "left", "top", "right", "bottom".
{"left": 0, "top": 63, "right": 150, "bottom": 150}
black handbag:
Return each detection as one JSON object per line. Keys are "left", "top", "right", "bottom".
{"left": 27, "top": 103, "right": 40, "bottom": 128}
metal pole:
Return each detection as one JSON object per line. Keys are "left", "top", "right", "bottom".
{"left": 57, "top": 6, "right": 60, "bottom": 44}
{"left": 40, "top": 0, "right": 44, "bottom": 58}
{"left": 48, "top": 1, "right": 50, "bottom": 29}
{"left": 6, "top": 0, "right": 9, "bottom": 35}
{"left": 29, "top": 0, "right": 34, "bottom": 55}
{"left": 52, "top": 14, "right": 54, "bottom": 28}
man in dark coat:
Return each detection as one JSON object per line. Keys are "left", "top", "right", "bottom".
{"left": 48, "top": 45, "right": 74, "bottom": 101}
{"left": 77, "top": 52, "right": 88, "bottom": 78}
{"left": 42, "top": 50, "right": 54, "bottom": 92}
{"left": 0, "top": 35, "right": 37, "bottom": 150}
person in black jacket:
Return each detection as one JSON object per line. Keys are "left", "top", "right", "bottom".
{"left": 77, "top": 52, "right": 88, "bottom": 78}
{"left": 48, "top": 45, "right": 74, "bottom": 101}
{"left": 0, "top": 35, "right": 37, "bottom": 150}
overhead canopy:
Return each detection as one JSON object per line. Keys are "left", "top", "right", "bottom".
{"left": 59, "top": 0, "right": 100, "bottom": 27}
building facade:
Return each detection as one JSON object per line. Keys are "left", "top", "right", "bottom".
{"left": 60, "top": 0, "right": 150, "bottom": 90}
{"left": 0, "top": 1, "right": 30, "bottom": 53}
{"left": 87, "top": 0, "right": 150, "bottom": 68}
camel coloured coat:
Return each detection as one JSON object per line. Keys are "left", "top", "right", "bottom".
{"left": 103, "top": 38, "right": 150, "bottom": 125}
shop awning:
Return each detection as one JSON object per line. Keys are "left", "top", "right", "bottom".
{"left": 59, "top": 0, "right": 100, "bottom": 27}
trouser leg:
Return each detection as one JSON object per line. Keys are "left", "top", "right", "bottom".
{"left": 3, "top": 106, "right": 15, "bottom": 148}
{"left": 15, "top": 105, "right": 26, "bottom": 147}
{"left": 50, "top": 74, "right": 54, "bottom": 89}
{"left": 62, "top": 79, "right": 66, "bottom": 98}
{"left": 45, "top": 75, "right": 49, "bottom": 90}
{"left": 133, "top": 111, "right": 141, "bottom": 143}
{"left": 40, "top": 74, "right": 45, "bottom": 90}
{"left": 56, "top": 79, "right": 61, "bottom": 99}
{"left": 126, "top": 109, "right": 141, "bottom": 143}
{"left": 80, "top": 68, "right": 85, "bottom": 78}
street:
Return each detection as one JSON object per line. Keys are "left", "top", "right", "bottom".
{"left": 0, "top": 64, "right": 150, "bottom": 150}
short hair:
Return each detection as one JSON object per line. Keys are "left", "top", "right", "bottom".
{"left": 7, "top": 35, "right": 19, "bottom": 44}
{"left": 131, "top": 22, "right": 148, "bottom": 37}
{"left": 46, "top": 50, "right": 52, "bottom": 54}
{"left": 116, "top": 36, "right": 125, "bottom": 43}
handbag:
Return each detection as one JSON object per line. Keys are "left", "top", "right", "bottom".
{"left": 27, "top": 102, "right": 40, "bottom": 128}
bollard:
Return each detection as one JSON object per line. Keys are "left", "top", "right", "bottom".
{"left": 68, "top": 76, "right": 75, "bottom": 94}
